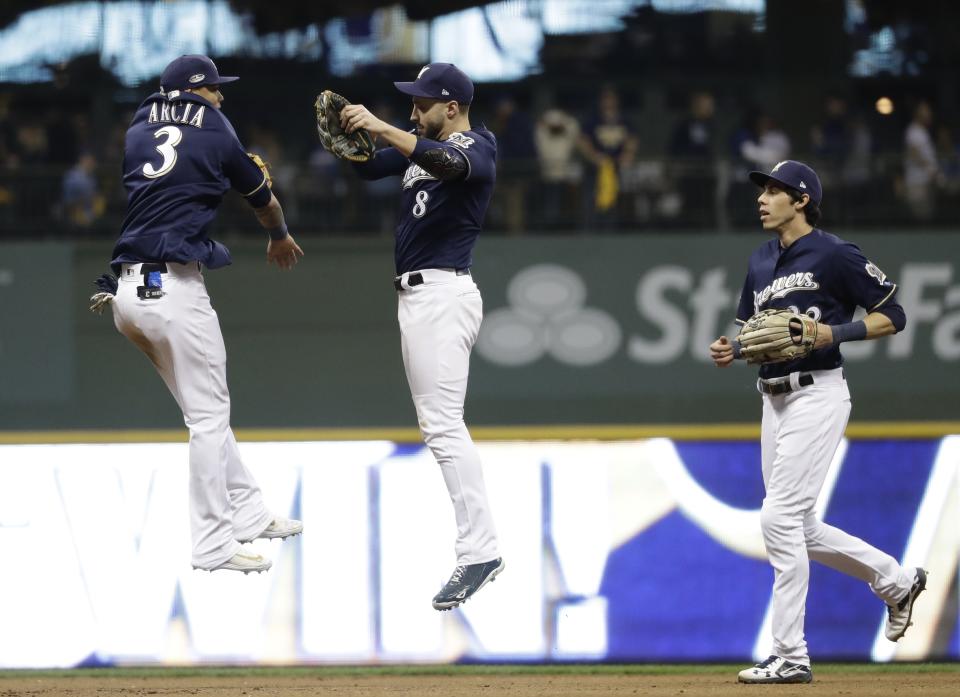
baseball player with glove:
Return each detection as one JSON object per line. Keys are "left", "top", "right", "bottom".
{"left": 314, "top": 63, "right": 504, "bottom": 610}
{"left": 709, "top": 160, "right": 927, "bottom": 683}
{"left": 91, "top": 55, "right": 304, "bottom": 574}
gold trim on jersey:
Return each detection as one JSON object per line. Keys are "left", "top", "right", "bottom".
{"left": 869, "top": 283, "right": 898, "bottom": 312}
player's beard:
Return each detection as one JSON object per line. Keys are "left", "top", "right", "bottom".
{"left": 420, "top": 115, "right": 444, "bottom": 141}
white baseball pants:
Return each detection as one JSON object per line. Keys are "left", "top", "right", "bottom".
{"left": 396, "top": 269, "right": 500, "bottom": 565}
{"left": 760, "top": 367, "right": 914, "bottom": 665}
{"left": 112, "top": 262, "right": 273, "bottom": 569}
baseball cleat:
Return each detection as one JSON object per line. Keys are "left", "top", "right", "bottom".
{"left": 194, "top": 549, "right": 272, "bottom": 574}
{"left": 738, "top": 656, "right": 813, "bottom": 684}
{"left": 885, "top": 567, "right": 927, "bottom": 641}
{"left": 432, "top": 557, "right": 505, "bottom": 611}
{"left": 240, "top": 516, "right": 303, "bottom": 543}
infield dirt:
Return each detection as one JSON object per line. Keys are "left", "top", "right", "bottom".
{"left": 0, "top": 670, "right": 956, "bottom": 696}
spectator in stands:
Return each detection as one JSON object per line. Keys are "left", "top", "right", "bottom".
{"left": 61, "top": 151, "right": 102, "bottom": 227}
{"left": 668, "top": 91, "right": 717, "bottom": 226}
{"left": 491, "top": 96, "right": 537, "bottom": 234}
{"left": 534, "top": 107, "right": 582, "bottom": 230}
{"left": 842, "top": 111, "right": 873, "bottom": 188}
{"left": 727, "top": 109, "right": 790, "bottom": 226}
{"left": 934, "top": 124, "right": 960, "bottom": 220}
{"left": 811, "top": 95, "right": 851, "bottom": 166}
{"left": 936, "top": 124, "right": 960, "bottom": 194}
{"left": 903, "top": 101, "right": 940, "bottom": 221}
{"left": 741, "top": 113, "right": 791, "bottom": 174}
{"left": 831, "top": 110, "right": 876, "bottom": 223}
{"left": 578, "top": 86, "right": 638, "bottom": 231}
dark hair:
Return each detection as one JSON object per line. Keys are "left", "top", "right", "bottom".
{"left": 787, "top": 188, "right": 821, "bottom": 226}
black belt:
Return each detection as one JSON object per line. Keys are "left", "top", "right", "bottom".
{"left": 140, "top": 262, "right": 168, "bottom": 274}
{"left": 758, "top": 373, "right": 814, "bottom": 396}
{"left": 394, "top": 268, "right": 470, "bottom": 291}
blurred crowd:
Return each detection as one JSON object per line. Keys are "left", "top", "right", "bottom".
{"left": 2, "top": 86, "right": 959, "bottom": 238}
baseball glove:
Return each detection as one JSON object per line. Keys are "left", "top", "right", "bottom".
{"left": 314, "top": 90, "right": 375, "bottom": 162}
{"left": 89, "top": 273, "right": 118, "bottom": 315}
{"left": 247, "top": 152, "right": 272, "bottom": 188}
{"left": 737, "top": 308, "right": 818, "bottom": 364}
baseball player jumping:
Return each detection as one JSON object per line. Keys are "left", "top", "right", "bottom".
{"left": 709, "top": 160, "right": 927, "bottom": 683}
{"left": 91, "top": 55, "right": 304, "bottom": 574}
{"left": 314, "top": 63, "right": 503, "bottom": 610}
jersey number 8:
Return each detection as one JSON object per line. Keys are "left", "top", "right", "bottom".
{"left": 412, "top": 190, "right": 429, "bottom": 218}
{"left": 143, "top": 125, "right": 183, "bottom": 179}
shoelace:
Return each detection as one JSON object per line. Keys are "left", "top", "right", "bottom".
{"left": 887, "top": 589, "right": 911, "bottom": 621}
{"left": 756, "top": 656, "right": 779, "bottom": 669}
{"left": 448, "top": 566, "right": 466, "bottom": 585}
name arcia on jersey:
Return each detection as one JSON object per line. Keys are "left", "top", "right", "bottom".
{"left": 147, "top": 100, "right": 206, "bottom": 128}
{"left": 402, "top": 163, "right": 437, "bottom": 190}
{"left": 754, "top": 272, "right": 820, "bottom": 308}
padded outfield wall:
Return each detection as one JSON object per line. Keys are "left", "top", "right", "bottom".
{"left": 0, "top": 436, "right": 957, "bottom": 667}
{"left": 0, "top": 234, "right": 958, "bottom": 430}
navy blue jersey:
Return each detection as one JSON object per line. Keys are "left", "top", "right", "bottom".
{"left": 735, "top": 229, "right": 900, "bottom": 378}
{"left": 110, "top": 92, "right": 271, "bottom": 273}
{"left": 581, "top": 116, "right": 633, "bottom": 159}
{"left": 354, "top": 127, "right": 496, "bottom": 274}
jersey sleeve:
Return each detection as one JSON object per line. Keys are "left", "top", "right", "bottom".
{"left": 352, "top": 147, "right": 408, "bottom": 180}
{"left": 735, "top": 269, "right": 755, "bottom": 323}
{"left": 413, "top": 131, "right": 496, "bottom": 183}
{"left": 221, "top": 134, "right": 272, "bottom": 208}
{"left": 833, "top": 243, "right": 899, "bottom": 311}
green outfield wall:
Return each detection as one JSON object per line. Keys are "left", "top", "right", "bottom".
{"left": 1, "top": 234, "right": 957, "bottom": 430}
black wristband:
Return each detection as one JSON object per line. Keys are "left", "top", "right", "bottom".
{"left": 830, "top": 320, "right": 867, "bottom": 344}
{"left": 267, "top": 223, "right": 288, "bottom": 241}
{"left": 732, "top": 339, "right": 742, "bottom": 359}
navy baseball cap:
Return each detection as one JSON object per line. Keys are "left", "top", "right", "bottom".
{"left": 160, "top": 55, "right": 238, "bottom": 92}
{"left": 394, "top": 63, "right": 474, "bottom": 105}
{"left": 749, "top": 160, "right": 822, "bottom": 205}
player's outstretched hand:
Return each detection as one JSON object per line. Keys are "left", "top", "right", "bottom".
{"left": 267, "top": 234, "right": 304, "bottom": 270}
{"left": 710, "top": 335, "right": 736, "bottom": 367}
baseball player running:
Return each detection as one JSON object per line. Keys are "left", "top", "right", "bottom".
{"left": 709, "top": 160, "right": 927, "bottom": 684}
{"left": 327, "top": 63, "right": 503, "bottom": 610}
{"left": 92, "top": 55, "right": 304, "bottom": 574}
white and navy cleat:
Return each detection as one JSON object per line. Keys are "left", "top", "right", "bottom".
{"left": 738, "top": 655, "right": 813, "bottom": 684}
{"left": 885, "top": 567, "right": 928, "bottom": 641}
{"left": 432, "top": 558, "right": 505, "bottom": 611}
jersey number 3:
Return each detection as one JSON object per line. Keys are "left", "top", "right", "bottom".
{"left": 143, "top": 125, "right": 183, "bottom": 179}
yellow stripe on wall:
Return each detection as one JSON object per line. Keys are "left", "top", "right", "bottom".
{"left": 0, "top": 422, "right": 957, "bottom": 444}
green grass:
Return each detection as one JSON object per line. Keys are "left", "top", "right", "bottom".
{"left": 0, "top": 663, "right": 957, "bottom": 680}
